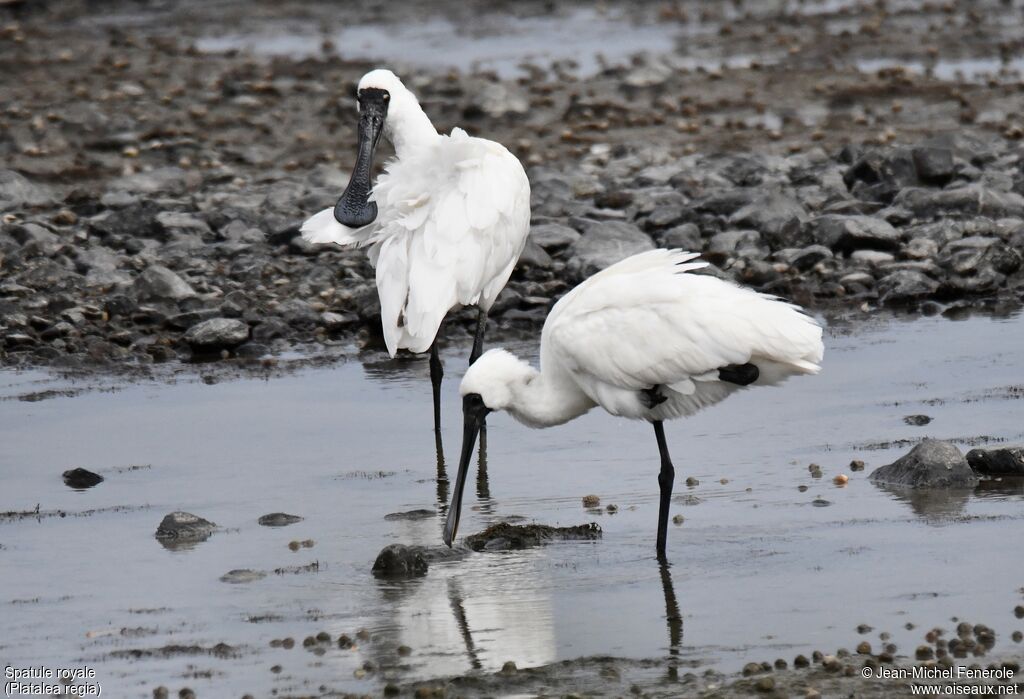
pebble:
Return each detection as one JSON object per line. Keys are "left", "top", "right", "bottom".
{"left": 833, "top": 474, "right": 849, "bottom": 485}
{"left": 672, "top": 515, "right": 684, "bottom": 525}
{"left": 582, "top": 494, "right": 601, "bottom": 508}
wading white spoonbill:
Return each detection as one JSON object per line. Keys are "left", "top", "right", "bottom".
{"left": 443, "top": 249, "right": 824, "bottom": 559}
{"left": 301, "top": 69, "right": 531, "bottom": 430}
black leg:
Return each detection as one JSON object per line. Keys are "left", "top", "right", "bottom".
{"left": 429, "top": 339, "right": 443, "bottom": 433}
{"left": 476, "top": 422, "right": 490, "bottom": 502}
{"left": 469, "top": 307, "right": 487, "bottom": 365}
{"left": 435, "top": 428, "right": 448, "bottom": 507}
{"left": 653, "top": 420, "right": 675, "bottom": 560}
{"left": 470, "top": 307, "right": 489, "bottom": 441}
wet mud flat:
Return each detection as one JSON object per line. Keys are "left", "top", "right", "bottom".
{"left": 2, "top": 0, "right": 1024, "bottom": 374}
{"left": 2, "top": 312, "right": 1024, "bottom": 697}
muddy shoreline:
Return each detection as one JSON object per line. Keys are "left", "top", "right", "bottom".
{"left": 2, "top": 0, "right": 1024, "bottom": 374}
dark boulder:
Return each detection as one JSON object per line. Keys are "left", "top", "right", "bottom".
{"left": 155, "top": 511, "right": 217, "bottom": 549}
{"left": 965, "top": 448, "right": 1024, "bottom": 477}
{"left": 371, "top": 544, "right": 428, "bottom": 578}
{"left": 62, "top": 467, "right": 103, "bottom": 489}
{"left": 869, "top": 439, "right": 979, "bottom": 488}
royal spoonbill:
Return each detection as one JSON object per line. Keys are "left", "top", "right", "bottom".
{"left": 301, "top": 69, "right": 532, "bottom": 431}
{"left": 442, "top": 249, "right": 824, "bottom": 559}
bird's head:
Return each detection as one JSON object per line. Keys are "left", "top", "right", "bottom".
{"left": 442, "top": 349, "right": 535, "bottom": 548}
{"left": 459, "top": 348, "right": 536, "bottom": 414}
{"left": 333, "top": 69, "right": 407, "bottom": 228}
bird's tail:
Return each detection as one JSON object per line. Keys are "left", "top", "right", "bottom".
{"left": 300, "top": 207, "right": 372, "bottom": 247}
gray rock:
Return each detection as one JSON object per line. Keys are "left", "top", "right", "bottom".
{"left": 220, "top": 569, "right": 266, "bottom": 584}
{"left": 566, "top": 220, "right": 655, "bottom": 278}
{"left": 660, "top": 223, "right": 702, "bottom": 250}
{"left": 184, "top": 318, "right": 249, "bottom": 349}
{"left": 258, "top": 512, "right": 303, "bottom": 527}
{"left": 843, "top": 148, "right": 919, "bottom": 203}
{"left": 876, "top": 270, "right": 938, "bottom": 304}
{"left": 868, "top": 439, "right": 979, "bottom": 488}
{"left": 320, "top": 311, "right": 357, "bottom": 332}
{"left": 895, "top": 186, "right": 1024, "bottom": 219}
{"left": 10, "top": 222, "right": 59, "bottom": 248}
{"left": 850, "top": 249, "right": 896, "bottom": 266}
{"left": 776, "top": 245, "right": 832, "bottom": 271}
{"left": 517, "top": 238, "right": 552, "bottom": 269}
{"left": 529, "top": 222, "right": 580, "bottom": 250}
{"left": 371, "top": 544, "right": 428, "bottom": 578}
{"left": 903, "top": 237, "right": 939, "bottom": 260}
{"left": 965, "top": 447, "right": 1024, "bottom": 477}
{"left": 110, "top": 166, "right": 192, "bottom": 195}
{"left": 728, "top": 192, "right": 807, "bottom": 246}
{"left": 911, "top": 146, "right": 954, "bottom": 186}
{"left": 645, "top": 205, "right": 685, "bottom": 230}
{"left": 0, "top": 170, "right": 53, "bottom": 211}
{"left": 155, "top": 511, "right": 217, "bottom": 544}
{"left": 276, "top": 299, "right": 319, "bottom": 327}
{"left": 155, "top": 212, "right": 212, "bottom": 239}
{"left": 811, "top": 214, "right": 901, "bottom": 253}
{"left": 134, "top": 265, "right": 195, "bottom": 301}
{"left": 708, "top": 229, "right": 762, "bottom": 255}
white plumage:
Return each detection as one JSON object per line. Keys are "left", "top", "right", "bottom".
{"left": 444, "top": 249, "right": 824, "bottom": 556}
{"left": 301, "top": 69, "right": 531, "bottom": 357}
{"left": 462, "top": 249, "right": 823, "bottom": 427}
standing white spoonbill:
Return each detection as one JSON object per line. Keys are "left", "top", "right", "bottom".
{"left": 443, "top": 249, "right": 824, "bottom": 559}
{"left": 301, "top": 69, "right": 531, "bottom": 430}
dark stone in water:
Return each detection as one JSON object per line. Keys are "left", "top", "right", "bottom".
{"left": 372, "top": 544, "right": 428, "bottom": 578}
{"left": 258, "top": 512, "right": 303, "bottom": 527}
{"left": 384, "top": 509, "right": 435, "bottom": 521}
{"left": 155, "top": 511, "right": 217, "bottom": 549}
{"left": 464, "top": 522, "right": 602, "bottom": 552}
{"left": 220, "top": 569, "right": 266, "bottom": 584}
{"left": 869, "top": 439, "right": 979, "bottom": 488}
{"left": 965, "top": 447, "right": 1024, "bottom": 477}
{"left": 62, "top": 467, "right": 103, "bottom": 489}
{"left": 903, "top": 414, "right": 932, "bottom": 426}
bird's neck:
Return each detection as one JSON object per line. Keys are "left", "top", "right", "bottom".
{"left": 507, "top": 370, "right": 595, "bottom": 429}
{"left": 385, "top": 94, "right": 438, "bottom": 157}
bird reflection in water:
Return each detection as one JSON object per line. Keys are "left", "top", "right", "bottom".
{"left": 659, "top": 561, "right": 684, "bottom": 681}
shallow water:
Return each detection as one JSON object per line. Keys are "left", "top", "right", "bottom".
{"left": 2, "top": 312, "right": 1024, "bottom": 696}
{"left": 194, "top": 8, "right": 683, "bottom": 78}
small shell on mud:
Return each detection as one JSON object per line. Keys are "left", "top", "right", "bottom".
{"left": 856, "top": 641, "right": 872, "bottom": 655}
{"left": 582, "top": 494, "right": 600, "bottom": 508}
{"left": 833, "top": 474, "right": 849, "bottom": 485}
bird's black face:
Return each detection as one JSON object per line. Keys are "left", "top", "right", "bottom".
{"left": 442, "top": 393, "right": 491, "bottom": 547}
{"left": 334, "top": 88, "right": 390, "bottom": 228}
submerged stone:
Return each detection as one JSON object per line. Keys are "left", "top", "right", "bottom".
{"left": 155, "top": 511, "right": 217, "bottom": 548}
{"left": 372, "top": 544, "right": 428, "bottom": 578}
{"left": 257, "top": 512, "right": 303, "bottom": 527}
{"left": 62, "top": 467, "right": 103, "bottom": 489}
{"left": 464, "top": 522, "right": 601, "bottom": 552}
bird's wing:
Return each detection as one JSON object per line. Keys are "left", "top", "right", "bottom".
{"left": 300, "top": 208, "right": 378, "bottom": 247}
{"left": 544, "top": 249, "right": 823, "bottom": 393}
{"left": 371, "top": 129, "right": 531, "bottom": 355}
